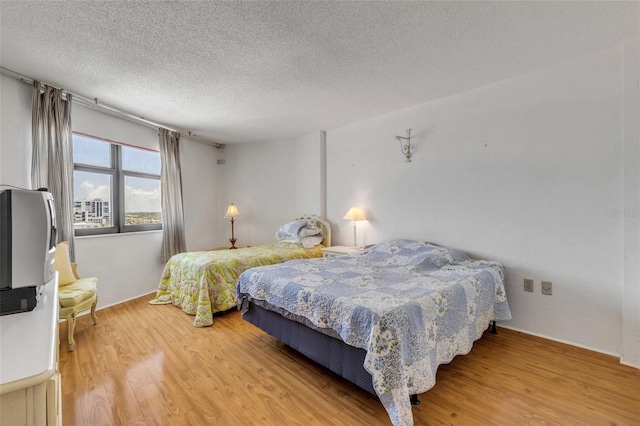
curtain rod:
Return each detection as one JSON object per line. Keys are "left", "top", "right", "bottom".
{"left": 0, "top": 66, "right": 225, "bottom": 149}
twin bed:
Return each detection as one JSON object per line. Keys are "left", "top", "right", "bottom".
{"left": 151, "top": 220, "right": 511, "bottom": 426}
{"left": 149, "top": 215, "right": 331, "bottom": 327}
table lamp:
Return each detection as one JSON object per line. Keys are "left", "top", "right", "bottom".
{"left": 343, "top": 207, "right": 366, "bottom": 248}
{"left": 224, "top": 203, "right": 240, "bottom": 249}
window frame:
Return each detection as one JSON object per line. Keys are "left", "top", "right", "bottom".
{"left": 73, "top": 132, "right": 162, "bottom": 236}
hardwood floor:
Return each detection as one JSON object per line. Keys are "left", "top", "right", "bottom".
{"left": 59, "top": 294, "right": 640, "bottom": 425}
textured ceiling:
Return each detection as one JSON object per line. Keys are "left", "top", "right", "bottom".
{"left": 1, "top": 1, "right": 638, "bottom": 145}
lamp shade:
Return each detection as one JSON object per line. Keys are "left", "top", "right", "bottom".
{"left": 343, "top": 207, "right": 365, "bottom": 221}
{"left": 224, "top": 203, "right": 240, "bottom": 218}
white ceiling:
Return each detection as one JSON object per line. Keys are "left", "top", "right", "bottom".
{"left": 1, "top": 1, "right": 638, "bottom": 145}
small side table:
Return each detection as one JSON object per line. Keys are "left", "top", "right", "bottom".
{"left": 321, "top": 246, "right": 361, "bottom": 257}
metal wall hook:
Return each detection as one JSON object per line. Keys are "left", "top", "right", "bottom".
{"left": 395, "top": 128, "right": 414, "bottom": 162}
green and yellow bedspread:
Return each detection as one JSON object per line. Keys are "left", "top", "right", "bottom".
{"left": 149, "top": 243, "right": 323, "bottom": 327}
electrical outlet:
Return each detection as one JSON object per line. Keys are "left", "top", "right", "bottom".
{"left": 541, "top": 281, "right": 552, "bottom": 295}
{"left": 524, "top": 279, "right": 534, "bottom": 292}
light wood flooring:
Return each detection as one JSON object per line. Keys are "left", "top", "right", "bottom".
{"left": 59, "top": 294, "right": 640, "bottom": 425}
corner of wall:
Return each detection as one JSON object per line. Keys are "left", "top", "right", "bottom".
{"left": 622, "top": 33, "right": 640, "bottom": 369}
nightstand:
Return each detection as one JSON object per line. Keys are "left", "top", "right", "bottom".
{"left": 321, "top": 246, "right": 361, "bottom": 257}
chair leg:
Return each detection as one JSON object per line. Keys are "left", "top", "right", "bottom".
{"left": 66, "top": 313, "right": 77, "bottom": 351}
{"left": 90, "top": 299, "right": 98, "bottom": 325}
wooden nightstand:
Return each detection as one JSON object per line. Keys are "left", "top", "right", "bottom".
{"left": 321, "top": 246, "right": 361, "bottom": 257}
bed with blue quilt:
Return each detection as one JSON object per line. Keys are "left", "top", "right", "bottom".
{"left": 237, "top": 239, "right": 511, "bottom": 426}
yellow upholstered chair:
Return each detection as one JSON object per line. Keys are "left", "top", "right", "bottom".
{"left": 54, "top": 242, "right": 98, "bottom": 351}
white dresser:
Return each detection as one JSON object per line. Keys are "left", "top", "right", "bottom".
{"left": 0, "top": 275, "right": 61, "bottom": 426}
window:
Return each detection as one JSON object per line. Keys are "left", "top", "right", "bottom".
{"left": 73, "top": 132, "right": 162, "bottom": 235}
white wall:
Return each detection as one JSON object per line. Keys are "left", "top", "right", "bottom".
{"left": 0, "top": 77, "right": 222, "bottom": 308}
{"left": 181, "top": 138, "right": 224, "bottom": 252}
{"left": 73, "top": 231, "right": 164, "bottom": 308}
{"left": 219, "top": 131, "right": 325, "bottom": 247}
{"left": 294, "top": 131, "right": 325, "bottom": 217}
{"left": 324, "top": 43, "right": 637, "bottom": 364}
{"left": 0, "top": 74, "right": 31, "bottom": 187}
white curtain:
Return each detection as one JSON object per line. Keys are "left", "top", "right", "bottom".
{"left": 31, "top": 82, "right": 75, "bottom": 261}
{"left": 159, "top": 128, "right": 186, "bottom": 262}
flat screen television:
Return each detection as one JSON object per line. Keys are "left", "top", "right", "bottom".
{"left": 0, "top": 187, "right": 57, "bottom": 292}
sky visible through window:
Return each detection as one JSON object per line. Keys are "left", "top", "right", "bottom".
{"left": 74, "top": 170, "right": 111, "bottom": 202}
{"left": 124, "top": 176, "right": 161, "bottom": 213}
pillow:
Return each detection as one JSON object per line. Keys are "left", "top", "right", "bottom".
{"left": 300, "top": 235, "right": 323, "bottom": 248}
{"left": 278, "top": 239, "right": 302, "bottom": 244}
{"left": 299, "top": 221, "right": 321, "bottom": 237}
{"left": 55, "top": 241, "right": 77, "bottom": 286}
{"left": 275, "top": 219, "right": 308, "bottom": 242}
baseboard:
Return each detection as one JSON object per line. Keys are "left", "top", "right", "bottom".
{"left": 497, "top": 324, "right": 621, "bottom": 360}
{"left": 620, "top": 358, "right": 640, "bottom": 370}
{"left": 58, "top": 290, "right": 157, "bottom": 321}
{"left": 95, "top": 290, "right": 157, "bottom": 311}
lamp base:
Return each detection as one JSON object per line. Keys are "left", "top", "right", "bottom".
{"left": 352, "top": 223, "right": 357, "bottom": 248}
{"left": 229, "top": 217, "right": 237, "bottom": 249}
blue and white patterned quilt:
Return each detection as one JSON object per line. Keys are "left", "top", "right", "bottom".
{"left": 237, "top": 239, "right": 511, "bottom": 426}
